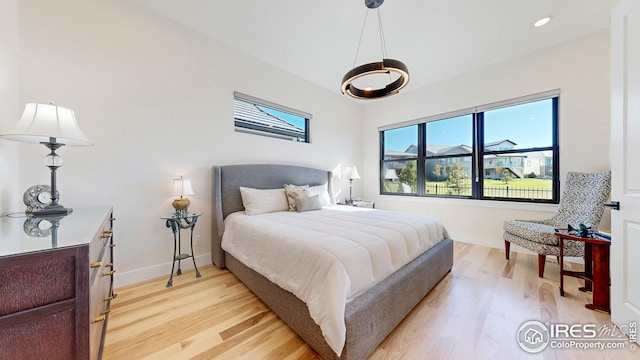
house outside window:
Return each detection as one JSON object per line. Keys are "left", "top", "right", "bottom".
{"left": 380, "top": 90, "right": 560, "bottom": 203}
{"left": 382, "top": 125, "right": 419, "bottom": 194}
{"left": 234, "top": 92, "right": 310, "bottom": 143}
{"left": 425, "top": 114, "right": 473, "bottom": 196}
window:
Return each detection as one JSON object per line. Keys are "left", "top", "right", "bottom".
{"left": 234, "top": 92, "right": 310, "bottom": 143}
{"left": 382, "top": 125, "right": 418, "bottom": 194}
{"left": 380, "top": 90, "right": 560, "bottom": 203}
{"left": 425, "top": 114, "right": 473, "bottom": 197}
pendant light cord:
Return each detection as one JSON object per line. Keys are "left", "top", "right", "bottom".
{"left": 352, "top": 8, "right": 389, "bottom": 67}
{"left": 352, "top": 9, "right": 370, "bottom": 68}
{"left": 377, "top": 8, "right": 388, "bottom": 59}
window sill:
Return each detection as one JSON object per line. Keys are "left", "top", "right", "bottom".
{"left": 375, "top": 194, "right": 558, "bottom": 213}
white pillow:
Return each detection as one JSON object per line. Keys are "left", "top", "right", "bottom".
{"left": 295, "top": 195, "right": 322, "bottom": 212}
{"left": 308, "top": 184, "right": 333, "bottom": 206}
{"left": 239, "top": 187, "right": 289, "bottom": 215}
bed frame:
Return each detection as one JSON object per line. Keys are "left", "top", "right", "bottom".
{"left": 211, "top": 164, "right": 453, "bottom": 360}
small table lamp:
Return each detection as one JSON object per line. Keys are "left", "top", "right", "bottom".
{"left": 384, "top": 169, "right": 399, "bottom": 181}
{"left": 347, "top": 166, "right": 361, "bottom": 204}
{"left": 384, "top": 168, "right": 398, "bottom": 192}
{"left": 171, "top": 176, "right": 194, "bottom": 216}
{"left": 0, "top": 102, "right": 94, "bottom": 216}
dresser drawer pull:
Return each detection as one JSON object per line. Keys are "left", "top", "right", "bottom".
{"left": 110, "top": 243, "right": 116, "bottom": 248}
{"left": 105, "top": 263, "right": 113, "bottom": 267}
{"left": 102, "top": 233, "right": 111, "bottom": 239}
{"left": 104, "top": 270, "right": 116, "bottom": 276}
{"left": 92, "top": 315, "right": 105, "bottom": 323}
{"left": 104, "top": 230, "right": 113, "bottom": 234}
{"left": 101, "top": 309, "right": 111, "bottom": 315}
{"left": 90, "top": 262, "right": 102, "bottom": 268}
{"left": 110, "top": 217, "right": 116, "bottom": 221}
{"left": 105, "top": 296, "right": 114, "bottom": 301}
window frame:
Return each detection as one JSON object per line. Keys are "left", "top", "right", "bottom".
{"left": 379, "top": 90, "right": 560, "bottom": 204}
{"left": 234, "top": 92, "right": 311, "bottom": 143}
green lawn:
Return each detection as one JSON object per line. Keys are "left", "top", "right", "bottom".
{"left": 385, "top": 178, "right": 552, "bottom": 199}
{"left": 483, "top": 178, "right": 552, "bottom": 189}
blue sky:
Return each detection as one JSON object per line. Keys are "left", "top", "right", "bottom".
{"left": 258, "top": 106, "right": 307, "bottom": 129}
{"left": 385, "top": 99, "right": 553, "bottom": 152}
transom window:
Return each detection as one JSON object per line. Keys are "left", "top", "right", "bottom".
{"left": 380, "top": 90, "right": 560, "bottom": 203}
{"left": 234, "top": 92, "right": 310, "bottom": 143}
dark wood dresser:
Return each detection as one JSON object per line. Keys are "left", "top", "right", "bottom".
{"left": 0, "top": 207, "right": 115, "bottom": 360}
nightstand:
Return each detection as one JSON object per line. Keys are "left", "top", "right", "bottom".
{"left": 555, "top": 229, "right": 611, "bottom": 314}
{"left": 339, "top": 200, "right": 375, "bottom": 208}
{"left": 162, "top": 212, "right": 202, "bottom": 287}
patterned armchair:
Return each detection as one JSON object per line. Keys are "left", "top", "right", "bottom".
{"left": 503, "top": 171, "right": 611, "bottom": 278}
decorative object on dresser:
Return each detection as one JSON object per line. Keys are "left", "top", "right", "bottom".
{"left": 346, "top": 166, "right": 360, "bottom": 204}
{"left": 23, "top": 184, "right": 54, "bottom": 214}
{"left": 170, "top": 176, "right": 195, "bottom": 216}
{"left": 161, "top": 212, "right": 202, "bottom": 287}
{"left": 341, "top": 0, "right": 409, "bottom": 100}
{"left": 0, "top": 207, "right": 116, "bottom": 360}
{"left": 0, "top": 102, "right": 94, "bottom": 216}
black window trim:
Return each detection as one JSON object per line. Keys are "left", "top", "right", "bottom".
{"left": 379, "top": 90, "right": 560, "bottom": 204}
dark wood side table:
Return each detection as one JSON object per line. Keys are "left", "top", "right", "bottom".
{"left": 555, "top": 230, "right": 611, "bottom": 314}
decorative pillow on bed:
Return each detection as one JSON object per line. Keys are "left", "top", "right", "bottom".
{"left": 239, "top": 187, "right": 289, "bottom": 215}
{"left": 307, "top": 184, "right": 334, "bottom": 206}
{"left": 284, "top": 184, "right": 309, "bottom": 211}
{"left": 295, "top": 195, "right": 322, "bottom": 212}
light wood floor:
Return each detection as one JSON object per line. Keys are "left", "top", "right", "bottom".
{"left": 103, "top": 242, "right": 636, "bottom": 360}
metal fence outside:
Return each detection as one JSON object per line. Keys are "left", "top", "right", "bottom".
{"left": 483, "top": 186, "right": 552, "bottom": 199}
{"left": 424, "top": 183, "right": 552, "bottom": 199}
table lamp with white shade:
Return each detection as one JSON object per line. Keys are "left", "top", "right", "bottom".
{"left": 384, "top": 168, "right": 399, "bottom": 192}
{"left": 171, "top": 176, "right": 194, "bottom": 216}
{"left": 347, "top": 166, "right": 360, "bottom": 204}
{"left": 0, "top": 102, "right": 94, "bottom": 216}
{"left": 384, "top": 168, "right": 399, "bottom": 181}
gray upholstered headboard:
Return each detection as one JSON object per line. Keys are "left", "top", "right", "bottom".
{"left": 211, "top": 164, "right": 334, "bottom": 268}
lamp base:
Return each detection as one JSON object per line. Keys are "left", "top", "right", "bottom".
{"left": 27, "top": 203, "right": 73, "bottom": 217}
{"left": 172, "top": 197, "right": 190, "bottom": 216}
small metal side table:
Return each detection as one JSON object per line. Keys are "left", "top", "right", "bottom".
{"left": 162, "top": 212, "right": 202, "bottom": 287}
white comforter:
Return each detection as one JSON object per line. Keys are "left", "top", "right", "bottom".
{"left": 221, "top": 206, "right": 448, "bottom": 356}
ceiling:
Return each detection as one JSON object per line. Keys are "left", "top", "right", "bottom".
{"left": 133, "top": 0, "right": 618, "bottom": 99}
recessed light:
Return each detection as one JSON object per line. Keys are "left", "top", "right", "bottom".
{"left": 534, "top": 16, "right": 552, "bottom": 28}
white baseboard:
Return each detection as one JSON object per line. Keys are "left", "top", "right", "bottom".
{"left": 113, "top": 253, "right": 211, "bottom": 288}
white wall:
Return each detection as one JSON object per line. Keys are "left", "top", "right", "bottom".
{"left": 14, "top": 1, "right": 612, "bottom": 285}
{"left": 17, "top": 0, "right": 364, "bottom": 286}
{"left": 362, "top": 30, "right": 612, "bottom": 251}
{"left": 0, "top": 0, "right": 20, "bottom": 216}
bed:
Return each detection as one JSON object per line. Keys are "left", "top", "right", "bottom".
{"left": 211, "top": 164, "right": 453, "bottom": 360}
